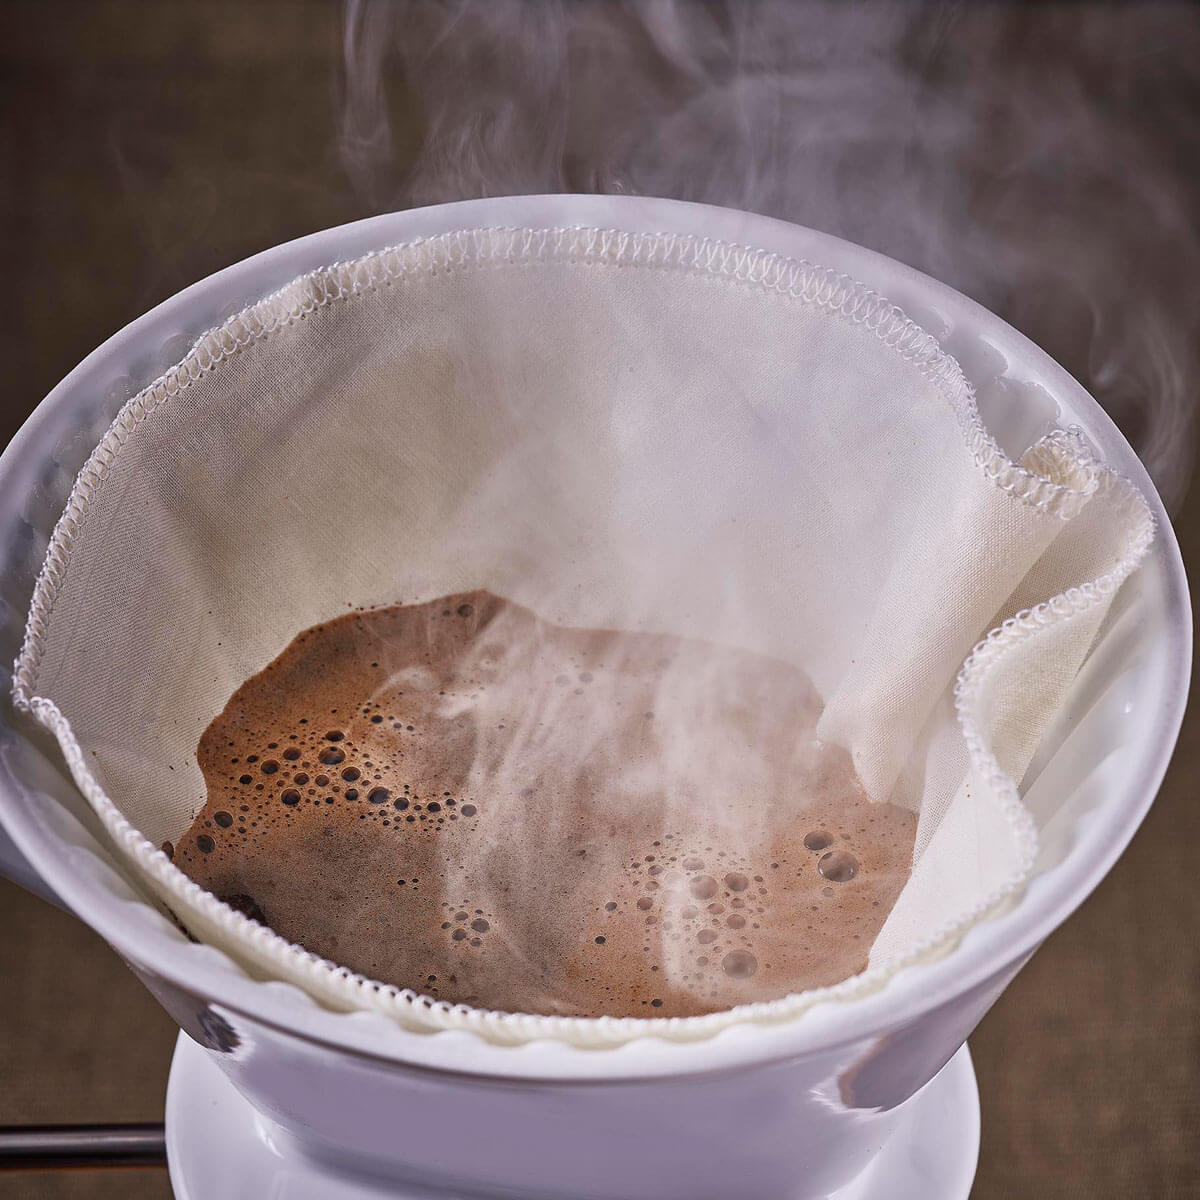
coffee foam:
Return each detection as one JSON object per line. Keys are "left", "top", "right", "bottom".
{"left": 173, "top": 591, "right": 915, "bottom": 1018}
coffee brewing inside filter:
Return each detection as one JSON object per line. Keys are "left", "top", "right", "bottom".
{"left": 171, "top": 588, "right": 920, "bottom": 1019}
{"left": 12, "top": 227, "right": 1154, "bottom": 1043}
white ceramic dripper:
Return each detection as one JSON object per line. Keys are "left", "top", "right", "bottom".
{"left": 0, "top": 196, "right": 1187, "bottom": 1199}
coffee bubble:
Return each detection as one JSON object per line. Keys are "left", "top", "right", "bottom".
{"left": 722, "top": 951, "right": 758, "bottom": 979}
{"left": 818, "top": 851, "right": 859, "bottom": 883}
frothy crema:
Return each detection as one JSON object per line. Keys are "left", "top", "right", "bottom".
{"left": 173, "top": 591, "right": 915, "bottom": 1018}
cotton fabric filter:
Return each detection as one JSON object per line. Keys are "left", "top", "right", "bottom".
{"left": 12, "top": 226, "right": 1154, "bottom": 1046}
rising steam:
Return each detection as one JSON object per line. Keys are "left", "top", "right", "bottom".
{"left": 339, "top": 0, "right": 1200, "bottom": 511}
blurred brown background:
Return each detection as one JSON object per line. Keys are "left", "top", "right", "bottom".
{"left": 0, "top": 2, "right": 1197, "bottom": 1197}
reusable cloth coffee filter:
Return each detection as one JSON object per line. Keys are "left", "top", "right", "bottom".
{"left": 12, "top": 227, "right": 1153, "bottom": 1046}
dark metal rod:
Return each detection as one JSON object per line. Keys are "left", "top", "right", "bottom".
{"left": 0, "top": 1124, "right": 167, "bottom": 1170}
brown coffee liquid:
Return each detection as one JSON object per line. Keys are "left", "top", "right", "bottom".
{"left": 174, "top": 591, "right": 915, "bottom": 1018}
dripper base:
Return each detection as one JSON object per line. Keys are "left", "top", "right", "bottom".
{"left": 165, "top": 1031, "right": 979, "bottom": 1199}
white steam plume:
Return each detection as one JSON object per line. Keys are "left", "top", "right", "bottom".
{"left": 339, "top": 0, "right": 1200, "bottom": 511}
